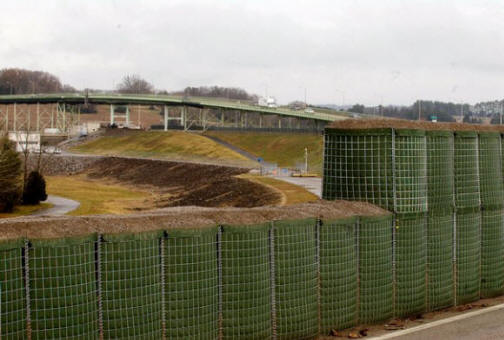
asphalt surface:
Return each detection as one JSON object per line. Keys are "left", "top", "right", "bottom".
{"left": 272, "top": 176, "right": 322, "bottom": 197}
{"left": 32, "top": 195, "right": 80, "bottom": 216}
{"left": 371, "top": 304, "right": 504, "bottom": 340}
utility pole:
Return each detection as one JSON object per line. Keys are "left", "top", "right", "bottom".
{"left": 304, "top": 147, "right": 308, "bottom": 174}
{"left": 500, "top": 101, "right": 503, "bottom": 125}
{"left": 418, "top": 100, "right": 421, "bottom": 121}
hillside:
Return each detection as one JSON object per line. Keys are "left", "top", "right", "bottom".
{"left": 204, "top": 131, "right": 324, "bottom": 175}
{"left": 71, "top": 130, "right": 255, "bottom": 167}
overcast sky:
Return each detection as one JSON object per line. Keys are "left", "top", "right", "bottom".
{"left": 1, "top": 0, "right": 504, "bottom": 106}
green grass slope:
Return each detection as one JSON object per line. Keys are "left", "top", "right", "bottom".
{"left": 205, "top": 131, "right": 323, "bottom": 175}
{"left": 71, "top": 131, "right": 255, "bottom": 167}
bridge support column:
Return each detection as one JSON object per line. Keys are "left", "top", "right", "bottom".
{"left": 278, "top": 118, "right": 282, "bottom": 129}
{"left": 259, "top": 114, "right": 263, "bottom": 128}
{"left": 164, "top": 105, "right": 168, "bottom": 131}
{"left": 13, "top": 103, "right": 16, "bottom": 131}
{"left": 235, "top": 111, "right": 239, "bottom": 128}
{"left": 182, "top": 106, "right": 187, "bottom": 131}
{"left": 110, "top": 104, "right": 115, "bottom": 125}
{"left": 221, "top": 110, "right": 224, "bottom": 127}
{"left": 125, "top": 106, "right": 130, "bottom": 126}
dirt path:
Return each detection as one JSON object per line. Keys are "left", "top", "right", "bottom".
{"left": 31, "top": 195, "right": 80, "bottom": 216}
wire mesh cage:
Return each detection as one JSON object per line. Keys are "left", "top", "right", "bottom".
{"left": 478, "top": 132, "right": 504, "bottom": 209}
{"left": 319, "top": 217, "right": 358, "bottom": 333}
{"left": 480, "top": 208, "right": 504, "bottom": 298}
{"left": 29, "top": 236, "right": 99, "bottom": 339}
{"left": 322, "top": 129, "right": 394, "bottom": 210}
{"left": 165, "top": 228, "right": 218, "bottom": 340}
{"left": 0, "top": 240, "right": 26, "bottom": 340}
{"left": 220, "top": 224, "right": 272, "bottom": 340}
{"left": 426, "top": 131, "right": 454, "bottom": 212}
{"left": 273, "top": 218, "right": 318, "bottom": 340}
{"left": 427, "top": 211, "right": 454, "bottom": 311}
{"left": 358, "top": 215, "right": 394, "bottom": 323}
{"left": 454, "top": 132, "right": 481, "bottom": 209}
{"left": 394, "top": 213, "right": 427, "bottom": 317}
{"left": 455, "top": 208, "right": 481, "bottom": 305}
{"left": 101, "top": 231, "right": 163, "bottom": 339}
{"left": 323, "top": 128, "right": 427, "bottom": 214}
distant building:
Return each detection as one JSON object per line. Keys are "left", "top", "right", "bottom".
{"left": 258, "top": 96, "right": 278, "bottom": 108}
{"left": 8, "top": 132, "right": 41, "bottom": 153}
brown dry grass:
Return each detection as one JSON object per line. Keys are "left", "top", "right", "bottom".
{"left": 0, "top": 201, "right": 390, "bottom": 240}
{"left": 330, "top": 118, "right": 504, "bottom": 132}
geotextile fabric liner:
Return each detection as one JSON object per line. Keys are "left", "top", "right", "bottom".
{"left": 426, "top": 131, "right": 454, "bottom": 212}
{"left": 323, "top": 128, "right": 427, "bottom": 214}
{"left": 394, "top": 213, "right": 427, "bottom": 317}
{"left": 454, "top": 132, "right": 481, "bottom": 209}
{"left": 480, "top": 209, "right": 504, "bottom": 298}
{"left": 273, "top": 218, "right": 318, "bottom": 340}
{"left": 319, "top": 217, "right": 358, "bottom": 333}
{"left": 0, "top": 239, "right": 26, "bottom": 340}
{"left": 358, "top": 215, "right": 393, "bottom": 323}
{"left": 427, "top": 211, "right": 454, "bottom": 311}
{"left": 29, "top": 235, "right": 99, "bottom": 339}
{"left": 101, "top": 231, "right": 163, "bottom": 339}
{"left": 165, "top": 227, "right": 218, "bottom": 340}
{"left": 220, "top": 223, "right": 272, "bottom": 339}
{"left": 455, "top": 208, "right": 481, "bottom": 305}
{"left": 478, "top": 132, "right": 504, "bottom": 209}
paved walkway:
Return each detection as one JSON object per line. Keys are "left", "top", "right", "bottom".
{"left": 272, "top": 176, "right": 322, "bottom": 197}
{"left": 32, "top": 195, "right": 80, "bottom": 216}
{"left": 371, "top": 304, "right": 504, "bottom": 340}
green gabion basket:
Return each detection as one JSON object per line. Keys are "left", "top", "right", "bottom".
{"left": 427, "top": 210, "right": 454, "bottom": 311}
{"left": 480, "top": 208, "right": 504, "bottom": 298}
{"left": 322, "top": 129, "right": 394, "bottom": 210}
{"left": 0, "top": 240, "right": 26, "bottom": 340}
{"left": 394, "top": 213, "right": 427, "bottom": 317}
{"left": 101, "top": 231, "right": 163, "bottom": 339}
{"left": 479, "top": 132, "right": 504, "bottom": 209}
{"left": 165, "top": 227, "right": 218, "bottom": 340}
{"left": 454, "top": 131, "right": 481, "bottom": 209}
{"left": 29, "top": 236, "right": 99, "bottom": 340}
{"left": 274, "top": 218, "right": 318, "bottom": 340}
{"left": 358, "top": 215, "right": 393, "bottom": 324}
{"left": 319, "top": 217, "right": 358, "bottom": 333}
{"left": 323, "top": 128, "right": 427, "bottom": 214}
{"left": 455, "top": 208, "right": 481, "bottom": 305}
{"left": 426, "top": 131, "right": 454, "bottom": 212}
{"left": 220, "top": 223, "right": 272, "bottom": 340}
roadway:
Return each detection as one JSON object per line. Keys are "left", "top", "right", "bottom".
{"left": 0, "top": 93, "right": 345, "bottom": 122}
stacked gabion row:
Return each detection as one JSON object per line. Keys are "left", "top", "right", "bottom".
{"left": 323, "top": 126, "right": 504, "bottom": 318}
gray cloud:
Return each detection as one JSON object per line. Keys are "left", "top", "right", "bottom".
{"left": 1, "top": 0, "right": 503, "bottom": 105}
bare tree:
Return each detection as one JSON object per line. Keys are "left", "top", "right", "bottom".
{"left": 0, "top": 68, "right": 66, "bottom": 94}
{"left": 116, "top": 75, "right": 154, "bottom": 94}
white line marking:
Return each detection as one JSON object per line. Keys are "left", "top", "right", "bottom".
{"left": 370, "top": 303, "right": 504, "bottom": 339}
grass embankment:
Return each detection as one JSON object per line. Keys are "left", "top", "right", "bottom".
{"left": 205, "top": 131, "right": 324, "bottom": 175}
{"left": 46, "top": 175, "right": 151, "bottom": 216}
{"left": 240, "top": 175, "right": 318, "bottom": 205}
{"left": 71, "top": 131, "right": 255, "bottom": 167}
{"left": 0, "top": 203, "right": 53, "bottom": 218}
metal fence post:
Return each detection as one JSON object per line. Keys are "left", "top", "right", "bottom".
{"left": 269, "top": 222, "right": 277, "bottom": 340}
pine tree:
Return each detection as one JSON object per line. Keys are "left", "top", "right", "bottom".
{"left": 0, "top": 137, "right": 22, "bottom": 212}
